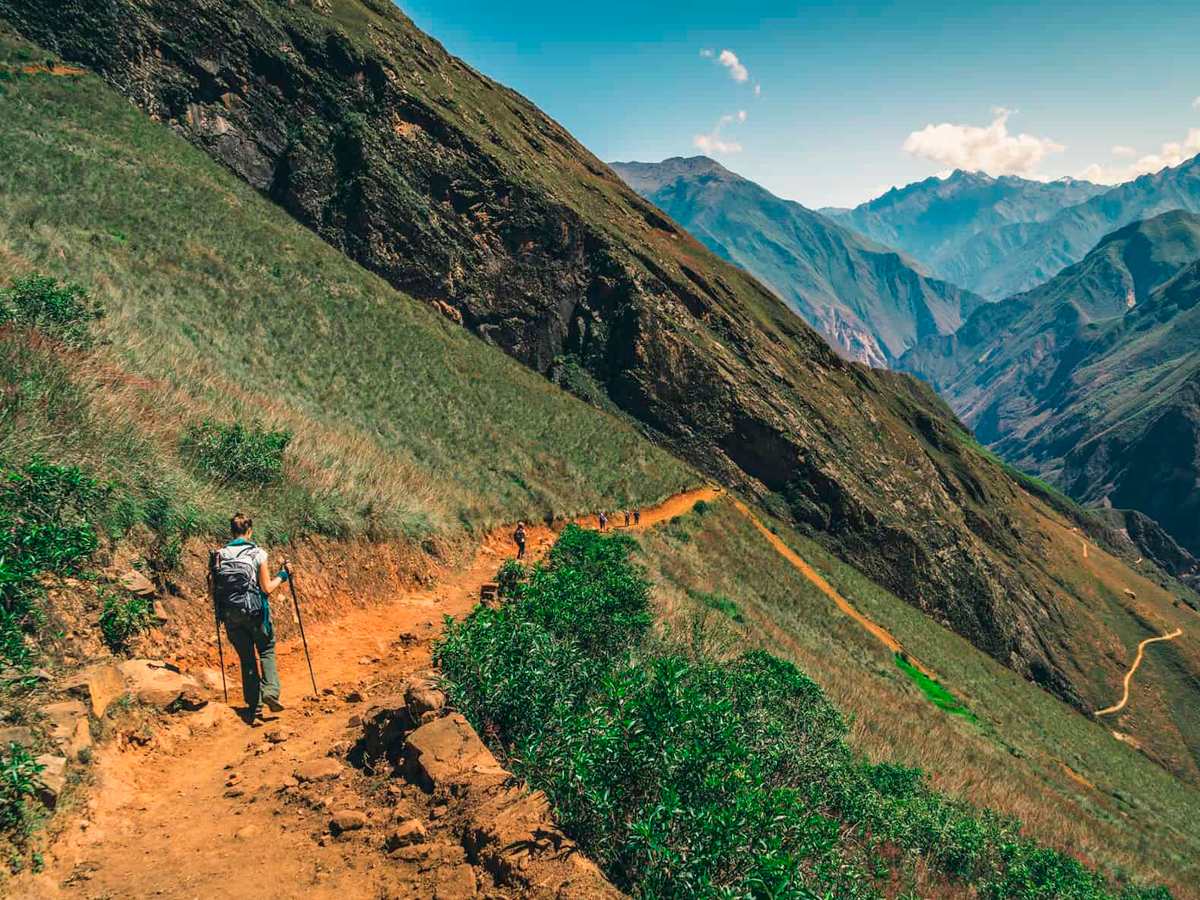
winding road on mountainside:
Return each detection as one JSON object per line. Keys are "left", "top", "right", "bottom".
{"left": 1094, "top": 629, "right": 1185, "bottom": 718}
{"left": 17, "top": 485, "right": 933, "bottom": 899}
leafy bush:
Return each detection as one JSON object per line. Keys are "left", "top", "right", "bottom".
{"left": 0, "top": 744, "right": 43, "bottom": 833}
{"left": 495, "top": 559, "right": 526, "bottom": 598}
{"left": 98, "top": 591, "right": 152, "bottom": 653}
{"left": 0, "top": 459, "right": 106, "bottom": 666}
{"left": 437, "top": 526, "right": 1169, "bottom": 899}
{"left": 180, "top": 420, "right": 291, "bottom": 486}
{"left": 0, "top": 274, "right": 103, "bottom": 349}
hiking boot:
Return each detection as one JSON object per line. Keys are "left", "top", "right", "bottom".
{"left": 263, "top": 696, "right": 285, "bottom": 713}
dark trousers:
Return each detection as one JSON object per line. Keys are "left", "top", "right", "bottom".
{"left": 224, "top": 607, "right": 280, "bottom": 715}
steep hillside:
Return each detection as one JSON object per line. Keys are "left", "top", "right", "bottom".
{"left": 611, "top": 156, "right": 984, "bottom": 366}
{"left": 2, "top": 20, "right": 1198, "bottom": 898}
{"left": 900, "top": 211, "right": 1200, "bottom": 558}
{"left": 825, "top": 169, "right": 1106, "bottom": 297}
{"left": 0, "top": 0, "right": 1148, "bottom": 713}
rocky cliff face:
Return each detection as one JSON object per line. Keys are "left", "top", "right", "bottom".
{"left": 0, "top": 0, "right": 1146, "bottom": 707}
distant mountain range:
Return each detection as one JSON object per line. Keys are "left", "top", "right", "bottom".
{"left": 611, "top": 156, "right": 984, "bottom": 366}
{"left": 901, "top": 209, "right": 1200, "bottom": 561}
{"left": 829, "top": 157, "right": 1200, "bottom": 299}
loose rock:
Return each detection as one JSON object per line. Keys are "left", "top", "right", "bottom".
{"left": 35, "top": 754, "right": 68, "bottom": 808}
{"left": 331, "top": 809, "right": 367, "bottom": 833}
{"left": 294, "top": 758, "right": 344, "bottom": 783}
{"left": 385, "top": 818, "right": 428, "bottom": 850}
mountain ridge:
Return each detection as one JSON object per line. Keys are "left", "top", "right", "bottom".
{"left": 826, "top": 168, "right": 1108, "bottom": 297}
{"left": 900, "top": 209, "right": 1200, "bottom": 561}
{"left": 611, "top": 155, "right": 985, "bottom": 365}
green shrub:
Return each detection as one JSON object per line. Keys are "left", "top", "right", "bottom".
{"left": 180, "top": 420, "right": 292, "bottom": 486}
{"left": 98, "top": 591, "right": 152, "bottom": 653}
{"left": 0, "top": 458, "right": 106, "bottom": 666}
{"left": 0, "top": 743, "right": 43, "bottom": 831}
{"left": 495, "top": 559, "right": 526, "bottom": 598}
{"left": 437, "top": 526, "right": 1169, "bottom": 899}
{"left": 0, "top": 274, "right": 103, "bottom": 349}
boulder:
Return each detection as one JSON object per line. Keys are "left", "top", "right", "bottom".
{"left": 294, "top": 757, "right": 344, "bottom": 783}
{"left": 403, "top": 713, "right": 504, "bottom": 792}
{"left": 35, "top": 754, "right": 68, "bottom": 808}
{"left": 62, "top": 663, "right": 126, "bottom": 717}
{"left": 117, "top": 660, "right": 198, "bottom": 709}
{"left": 118, "top": 570, "right": 156, "bottom": 597}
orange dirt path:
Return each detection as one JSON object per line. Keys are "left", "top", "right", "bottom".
{"left": 1094, "top": 629, "right": 1184, "bottom": 717}
{"left": 17, "top": 487, "right": 715, "bottom": 899}
{"left": 727, "top": 497, "right": 939, "bottom": 680}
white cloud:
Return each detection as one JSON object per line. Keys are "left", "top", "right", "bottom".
{"left": 717, "top": 49, "right": 749, "bottom": 83}
{"left": 902, "top": 108, "right": 1065, "bottom": 177}
{"left": 1111, "top": 145, "right": 1137, "bottom": 158}
{"left": 754, "top": 83, "right": 761, "bottom": 97}
{"left": 1080, "top": 128, "right": 1200, "bottom": 184}
{"left": 699, "top": 48, "right": 714, "bottom": 58}
{"left": 694, "top": 111, "right": 746, "bottom": 155}
{"left": 1193, "top": 96, "right": 1200, "bottom": 110}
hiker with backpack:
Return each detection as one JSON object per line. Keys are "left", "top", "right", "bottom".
{"left": 513, "top": 521, "right": 527, "bottom": 559}
{"left": 210, "top": 513, "right": 289, "bottom": 723}
{"left": 598, "top": 510, "right": 608, "bottom": 532}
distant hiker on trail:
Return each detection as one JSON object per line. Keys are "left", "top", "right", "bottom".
{"left": 624, "top": 510, "right": 631, "bottom": 527}
{"left": 513, "top": 521, "right": 527, "bottom": 559}
{"left": 598, "top": 511, "right": 608, "bottom": 531}
{"left": 633, "top": 508, "right": 640, "bottom": 526}
{"left": 211, "top": 513, "right": 290, "bottom": 724}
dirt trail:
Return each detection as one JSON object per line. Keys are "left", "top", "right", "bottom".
{"left": 726, "top": 498, "right": 938, "bottom": 680}
{"left": 18, "top": 488, "right": 714, "bottom": 900}
{"left": 1094, "top": 629, "right": 1184, "bottom": 717}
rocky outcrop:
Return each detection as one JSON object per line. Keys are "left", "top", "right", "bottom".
{"left": 0, "top": 0, "right": 1135, "bottom": 708}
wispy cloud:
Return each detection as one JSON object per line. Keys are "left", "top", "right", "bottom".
{"left": 701, "top": 47, "right": 751, "bottom": 85}
{"left": 694, "top": 111, "right": 747, "bottom": 155}
{"left": 1194, "top": 96, "right": 1200, "bottom": 110}
{"left": 718, "top": 49, "right": 749, "bottom": 82}
{"left": 902, "top": 108, "right": 1064, "bottom": 177}
{"left": 1111, "top": 145, "right": 1137, "bottom": 158}
{"left": 1080, "top": 129, "right": 1200, "bottom": 184}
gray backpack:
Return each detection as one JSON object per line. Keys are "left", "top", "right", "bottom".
{"left": 209, "top": 544, "right": 262, "bottom": 616}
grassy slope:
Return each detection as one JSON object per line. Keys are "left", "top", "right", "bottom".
{"left": 0, "top": 28, "right": 694, "bottom": 543}
{"left": 638, "top": 499, "right": 1200, "bottom": 895}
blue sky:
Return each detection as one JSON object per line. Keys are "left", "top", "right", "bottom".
{"left": 400, "top": 0, "right": 1200, "bottom": 208}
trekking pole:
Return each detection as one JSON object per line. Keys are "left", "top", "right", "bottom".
{"left": 283, "top": 562, "right": 318, "bottom": 697}
{"left": 207, "top": 555, "right": 228, "bottom": 703}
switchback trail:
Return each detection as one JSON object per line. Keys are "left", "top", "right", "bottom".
{"left": 18, "top": 487, "right": 716, "bottom": 900}
{"left": 1094, "top": 629, "right": 1184, "bottom": 717}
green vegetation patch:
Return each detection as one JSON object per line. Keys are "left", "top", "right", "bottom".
{"left": 0, "top": 458, "right": 106, "bottom": 667}
{"left": 0, "top": 274, "right": 103, "bottom": 349}
{"left": 181, "top": 420, "right": 292, "bottom": 486}
{"left": 686, "top": 587, "right": 743, "bottom": 623}
{"left": 438, "top": 526, "right": 1167, "bottom": 898}
{"left": 894, "top": 652, "right": 979, "bottom": 723}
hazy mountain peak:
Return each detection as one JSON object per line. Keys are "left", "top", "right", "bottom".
{"left": 611, "top": 157, "right": 983, "bottom": 365}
